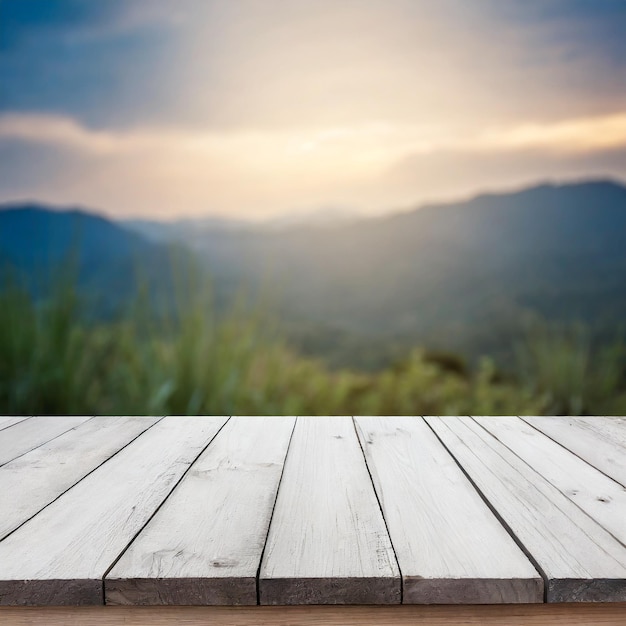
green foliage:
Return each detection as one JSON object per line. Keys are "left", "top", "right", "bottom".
{"left": 515, "top": 320, "right": 626, "bottom": 415}
{"left": 0, "top": 278, "right": 623, "bottom": 416}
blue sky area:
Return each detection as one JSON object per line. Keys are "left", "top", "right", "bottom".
{"left": 1, "top": 0, "right": 626, "bottom": 219}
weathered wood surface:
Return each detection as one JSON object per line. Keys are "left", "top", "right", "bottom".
{"left": 523, "top": 416, "right": 626, "bottom": 486}
{"left": 0, "top": 416, "right": 30, "bottom": 431}
{"left": 0, "top": 417, "right": 227, "bottom": 606}
{"left": 0, "top": 416, "right": 91, "bottom": 466}
{"left": 548, "top": 416, "right": 626, "bottom": 448}
{"left": 106, "top": 417, "right": 295, "bottom": 606}
{"left": 426, "top": 416, "right": 626, "bottom": 602}
{"left": 1, "top": 415, "right": 626, "bottom": 608}
{"left": 0, "top": 416, "right": 160, "bottom": 540}
{"left": 355, "top": 417, "right": 542, "bottom": 604}
{"left": 2, "top": 603, "right": 626, "bottom": 626}
{"left": 475, "top": 416, "right": 626, "bottom": 546}
{"left": 259, "top": 417, "right": 400, "bottom": 605}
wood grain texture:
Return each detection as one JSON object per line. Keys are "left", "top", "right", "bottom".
{"left": 474, "top": 416, "right": 626, "bottom": 547}
{"left": 0, "top": 417, "right": 228, "bottom": 606}
{"left": 0, "top": 417, "right": 31, "bottom": 432}
{"left": 2, "top": 604, "right": 626, "bottom": 626}
{"left": 562, "top": 417, "right": 626, "bottom": 449}
{"left": 0, "top": 416, "right": 92, "bottom": 466}
{"left": 259, "top": 417, "right": 400, "bottom": 605}
{"left": 523, "top": 416, "right": 626, "bottom": 486}
{"left": 354, "top": 417, "right": 542, "bottom": 604}
{"left": 0, "top": 417, "right": 161, "bottom": 540}
{"left": 106, "top": 416, "right": 296, "bottom": 606}
{"left": 425, "top": 416, "right": 626, "bottom": 603}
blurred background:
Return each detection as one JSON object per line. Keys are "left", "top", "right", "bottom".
{"left": 1, "top": 0, "right": 626, "bottom": 415}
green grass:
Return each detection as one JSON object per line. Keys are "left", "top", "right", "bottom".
{"left": 515, "top": 319, "right": 626, "bottom": 415}
{"left": 1, "top": 278, "right": 624, "bottom": 416}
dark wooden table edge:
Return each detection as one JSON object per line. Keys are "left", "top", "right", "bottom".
{"left": 1, "top": 603, "right": 626, "bottom": 626}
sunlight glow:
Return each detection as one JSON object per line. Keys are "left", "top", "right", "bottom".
{"left": 2, "top": 108, "right": 626, "bottom": 218}
{"left": 0, "top": 1, "right": 625, "bottom": 217}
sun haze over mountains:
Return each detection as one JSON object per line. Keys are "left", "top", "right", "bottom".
{"left": 1, "top": 0, "right": 626, "bottom": 219}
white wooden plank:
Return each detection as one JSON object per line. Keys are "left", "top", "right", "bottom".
{"left": 0, "top": 416, "right": 228, "bottom": 606}
{"left": 474, "top": 416, "right": 626, "bottom": 549}
{"left": 354, "top": 417, "right": 542, "bottom": 604}
{"left": 564, "top": 417, "right": 626, "bottom": 449}
{"left": 534, "top": 416, "right": 626, "bottom": 450}
{"left": 0, "top": 416, "right": 161, "bottom": 540}
{"left": 0, "top": 417, "right": 31, "bottom": 432}
{"left": 106, "top": 416, "right": 296, "bottom": 606}
{"left": 426, "top": 416, "right": 626, "bottom": 602}
{"left": 0, "top": 416, "right": 92, "bottom": 466}
{"left": 259, "top": 417, "right": 400, "bottom": 605}
{"left": 523, "top": 417, "right": 626, "bottom": 487}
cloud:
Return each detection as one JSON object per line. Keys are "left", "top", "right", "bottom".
{"left": 1, "top": 110, "right": 626, "bottom": 218}
{"left": 3, "top": 0, "right": 625, "bottom": 131}
{"left": 1, "top": 1, "right": 625, "bottom": 217}
{"left": 0, "top": 0, "right": 183, "bottom": 48}
{"left": 3, "top": 110, "right": 626, "bottom": 159}
{"left": 475, "top": 113, "right": 626, "bottom": 154}
{"left": 0, "top": 114, "right": 121, "bottom": 153}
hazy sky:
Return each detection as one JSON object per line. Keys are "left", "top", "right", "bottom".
{"left": 1, "top": 0, "right": 626, "bottom": 219}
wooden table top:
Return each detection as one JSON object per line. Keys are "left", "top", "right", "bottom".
{"left": 0, "top": 415, "right": 625, "bottom": 607}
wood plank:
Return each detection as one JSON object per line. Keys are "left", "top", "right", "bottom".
{"left": 425, "top": 416, "right": 626, "bottom": 603}
{"left": 106, "top": 416, "right": 296, "bottom": 606}
{"left": 0, "top": 416, "right": 228, "bottom": 606}
{"left": 563, "top": 417, "right": 626, "bottom": 449}
{"left": 354, "top": 417, "right": 542, "bottom": 604}
{"left": 475, "top": 416, "right": 626, "bottom": 547}
{"left": 2, "top": 604, "right": 626, "bottom": 626}
{"left": 574, "top": 415, "right": 626, "bottom": 448}
{"left": 523, "top": 417, "right": 626, "bottom": 486}
{"left": 0, "top": 417, "right": 31, "bottom": 432}
{"left": 259, "top": 417, "right": 400, "bottom": 605}
{"left": 0, "top": 417, "right": 161, "bottom": 540}
{"left": 527, "top": 416, "right": 626, "bottom": 449}
{"left": 0, "top": 416, "right": 92, "bottom": 466}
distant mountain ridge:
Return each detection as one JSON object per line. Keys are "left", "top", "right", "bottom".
{"left": 2, "top": 179, "right": 626, "bottom": 367}
{"left": 177, "top": 179, "right": 626, "bottom": 365}
{"left": 0, "top": 204, "right": 181, "bottom": 315}
{"left": 122, "top": 205, "right": 362, "bottom": 244}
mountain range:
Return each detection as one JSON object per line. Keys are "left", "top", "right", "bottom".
{"left": 0, "top": 204, "right": 183, "bottom": 316}
{"left": 1, "top": 179, "right": 625, "bottom": 369}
